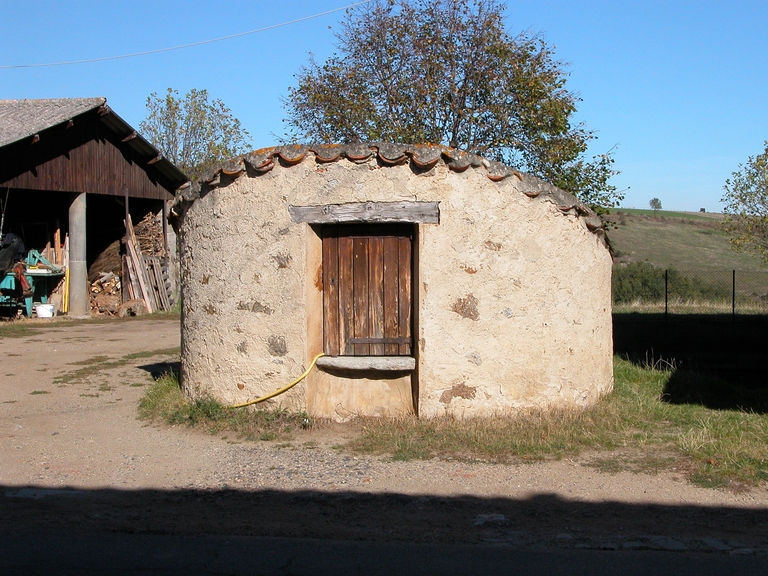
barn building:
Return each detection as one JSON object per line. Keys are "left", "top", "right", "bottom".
{"left": 0, "top": 98, "right": 188, "bottom": 316}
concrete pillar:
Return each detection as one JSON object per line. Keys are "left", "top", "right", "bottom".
{"left": 68, "top": 193, "right": 89, "bottom": 317}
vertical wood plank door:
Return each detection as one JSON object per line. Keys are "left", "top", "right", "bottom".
{"left": 323, "top": 224, "right": 413, "bottom": 356}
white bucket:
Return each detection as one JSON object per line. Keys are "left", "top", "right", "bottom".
{"left": 35, "top": 304, "right": 55, "bottom": 318}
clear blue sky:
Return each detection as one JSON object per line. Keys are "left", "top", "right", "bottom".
{"left": 2, "top": 1, "right": 766, "bottom": 212}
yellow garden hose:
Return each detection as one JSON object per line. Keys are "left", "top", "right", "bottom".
{"left": 227, "top": 352, "right": 325, "bottom": 409}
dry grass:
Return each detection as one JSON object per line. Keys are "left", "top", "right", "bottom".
{"left": 345, "top": 358, "right": 768, "bottom": 488}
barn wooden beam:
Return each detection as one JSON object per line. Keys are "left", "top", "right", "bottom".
{"left": 121, "top": 131, "right": 138, "bottom": 142}
{"left": 289, "top": 201, "right": 440, "bottom": 224}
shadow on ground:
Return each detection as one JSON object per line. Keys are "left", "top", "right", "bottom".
{"left": 613, "top": 314, "right": 768, "bottom": 413}
{"left": 137, "top": 360, "right": 180, "bottom": 379}
{"left": 2, "top": 485, "right": 767, "bottom": 553}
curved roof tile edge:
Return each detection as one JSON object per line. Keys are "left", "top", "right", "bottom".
{"left": 173, "top": 143, "right": 604, "bottom": 237}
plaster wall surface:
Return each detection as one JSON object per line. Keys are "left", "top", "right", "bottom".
{"left": 178, "top": 151, "right": 613, "bottom": 419}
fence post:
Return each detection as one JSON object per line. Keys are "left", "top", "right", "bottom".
{"left": 732, "top": 269, "right": 736, "bottom": 321}
{"left": 664, "top": 269, "right": 668, "bottom": 322}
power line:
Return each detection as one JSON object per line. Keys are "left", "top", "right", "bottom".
{"left": 0, "top": 1, "right": 372, "bottom": 69}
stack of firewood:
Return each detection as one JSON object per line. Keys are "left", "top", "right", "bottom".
{"left": 90, "top": 272, "right": 122, "bottom": 315}
{"left": 133, "top": 211, "right": 166, "bottom": 257}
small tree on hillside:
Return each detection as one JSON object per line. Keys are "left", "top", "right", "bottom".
{"left": 649, "top": 197, "right": 662, "bottom": 216}
{"left": 140, "top": 88, "right": 251, "bottom": 181}
{"left": 283, "top": 0, "right": 620, "bottom": 209}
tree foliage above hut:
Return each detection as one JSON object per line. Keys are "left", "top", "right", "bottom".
{"left": 140, "top": 88, "right": 251, "bottom": 181}
{"left": 283, "top": 0, "right": 620, "bottom": 208}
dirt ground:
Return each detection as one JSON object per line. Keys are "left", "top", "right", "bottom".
{"left": 1, "top": 317, "right": 767, "bottom": 556}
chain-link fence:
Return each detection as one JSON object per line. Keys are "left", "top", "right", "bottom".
{"left": 612, "top": 262, "right": 768, "bottom": 315}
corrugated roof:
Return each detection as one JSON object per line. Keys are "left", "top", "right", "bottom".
{"left": 0, "top": 97, "right": 189, "bottom": 192}
{"left": 0, "top": 98, "right": 106, "bottom": 147}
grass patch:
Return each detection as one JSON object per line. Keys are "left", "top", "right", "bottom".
{"left": 138, "top": 372, "right": 312, "bottom": 442}
{"left": 53, "top": 347, "right": 180, "bottom": 386}
{"left": 30, "top": 390, "right": 50, "bottom": 395}
{"left": 69, "top": 356, "right": 111, "bottom": 366}
{"left": 124, "top": 347, "right": 182, "bottom": 360}
{"left": 345, "top": 357, "right": 768, "bottom": 488}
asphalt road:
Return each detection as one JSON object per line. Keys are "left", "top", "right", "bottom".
{"left": 2, "top": 529, "right": 767, "bottom": 576}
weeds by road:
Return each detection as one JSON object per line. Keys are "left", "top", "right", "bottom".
{"left": 139, "top": 357, "right": 768, "bottom": 489}
{"left": 139, "top": 372, "right": 311, "bottom": 441}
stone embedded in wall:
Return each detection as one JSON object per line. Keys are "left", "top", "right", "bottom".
{"left": 483, "top": 240, "right": 502, "bottom": 251}
{"left": 204, "top": 304, "right": 217, "bottom": 315}
{"left": 451, "top": 293, "right": 480, "bottom": 321}
{"left": 268, "top": 335, "right": 288, "bottom": 357}
{"left": 271, "top": 254, "right": 292, "bottom": 269}
{"left": 466, "top": 351, "right": 483, "bottom": 365}
{"left": 236, "top": 341, "right": 248, "bottom": 353}
{"left": 439, "top": 382, "right": 477, "bottom": 404}
{"left": 236, "top": 300, "right": 273, "bottom": 314}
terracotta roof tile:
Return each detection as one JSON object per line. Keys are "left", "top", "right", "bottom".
{"left": 172, "top": 143, "right": 603, "bottom": 238}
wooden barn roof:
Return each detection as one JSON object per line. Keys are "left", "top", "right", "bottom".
{"left": 0, "top": 98, "right": 189, "bottom": 199}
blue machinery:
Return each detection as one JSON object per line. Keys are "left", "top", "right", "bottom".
{"left": 0, "top": 250, "right": 65, "bottom": 317}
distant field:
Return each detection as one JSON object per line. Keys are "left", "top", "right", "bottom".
{"left": 615, "top": 208, "right": 721, "bottom": 221}
{"left": 604, "top": 210, "right": 767, "bottom": 271}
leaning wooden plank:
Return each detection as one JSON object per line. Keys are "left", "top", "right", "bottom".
{"left": 147, "top": 256, "right": 170, "bottom": 311}
{"left": 123, "top": 253, "right": 140, "bottom": 302}
{"left": 142, "top": 256, "right": 161, "bottom": 312}
{"left": 161, "top": 260, "right": 175, "bottom": 306}
{"left": 121, "top": 255, "right": 132, "bottom": 301}
{"left": 152, "top": 258, "right": 169, "bottom": 311}
{"left": 125, "top": 216, "right": 154, "bottom": 313}
{"left": 128, "top": 217, "right": 157, "bottom": 313}
{"left": 54, "top": 228, "right": 61, "bottom": 266}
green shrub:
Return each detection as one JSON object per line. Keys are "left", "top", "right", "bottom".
{"left": 612, "top": 261, "right": 664, "bottom": 303}
{"left": 613, "top": 262, "right": 730, "bottom": 304}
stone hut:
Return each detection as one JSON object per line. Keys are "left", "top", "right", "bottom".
{"left": 172, "top": 143, "right": 613, "bottom": 420}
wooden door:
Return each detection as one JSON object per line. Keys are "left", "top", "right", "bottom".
{"left": 322, "top": 224, "right": 413, "bottom": 356}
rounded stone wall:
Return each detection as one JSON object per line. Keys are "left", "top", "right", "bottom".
{"left": 173, "top": 144, "right": 613, "bottom": 419}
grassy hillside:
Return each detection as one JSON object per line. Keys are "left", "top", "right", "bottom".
{"left": 615, "top": 208, "right": 720, "bottom": 221}
{"left": 604, "top": 210, "right": 767, "bottom": 271}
